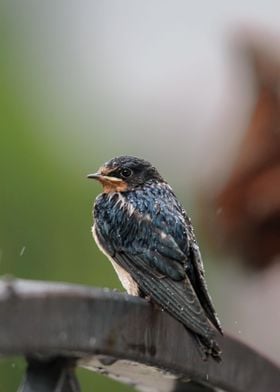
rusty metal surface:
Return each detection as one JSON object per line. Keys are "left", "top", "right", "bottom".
{"left": 0, "top": 278, "right": 279, "bottom": 392}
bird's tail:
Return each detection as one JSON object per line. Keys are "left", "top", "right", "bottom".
{"left": 193, "top": 334, "right": 222, "bottom": 363}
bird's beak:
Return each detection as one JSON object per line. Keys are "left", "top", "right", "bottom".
{"left": 87, "top": 172, "right": 102, "bottom": 180}
{"left": 87, "top": 172, "right": 123, "bottom": 184}
{"left": 87, "top": 169, "right": 127, "bottom": 192}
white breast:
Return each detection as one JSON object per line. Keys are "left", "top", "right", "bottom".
{"left": 92, "top": 224, "right": 139, "bottom": 296}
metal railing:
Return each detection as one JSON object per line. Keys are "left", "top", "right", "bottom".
{"left": 0, "top": 278, "right": 279, "bottom": 391}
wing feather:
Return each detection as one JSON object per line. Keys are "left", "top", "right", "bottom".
{"left": 188, "top": 243, "right": 223, "bottom": 334}
{"left": 114, "top": 252, "right": 215, "bottom": 339}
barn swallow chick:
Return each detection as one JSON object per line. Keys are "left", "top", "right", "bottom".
{"left": 88, "top": 156, "right": 223, "bottom": 361}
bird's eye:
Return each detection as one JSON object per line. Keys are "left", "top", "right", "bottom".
{"left": 120, "top": 168, "right": 132, "bottom": 178}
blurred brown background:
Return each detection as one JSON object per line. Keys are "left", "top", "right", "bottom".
{"left": 0, "top": 1, "right": 280, "bottom": 391}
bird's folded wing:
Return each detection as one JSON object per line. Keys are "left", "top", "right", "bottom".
{"left": 188, "top": 243, "right": 223, "bottom": 334}
{"left": 114, "top": 251, "right": 215, "bottom": 339}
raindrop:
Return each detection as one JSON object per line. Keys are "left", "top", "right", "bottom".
{"left": 20, "top": 246, "right": 26, "bottom": 256}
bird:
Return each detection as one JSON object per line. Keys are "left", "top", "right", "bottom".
{"left": 87, "top": 155, "right": 223, "bottom": 361}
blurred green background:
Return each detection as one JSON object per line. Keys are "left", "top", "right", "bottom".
{"left": 0, "top": 3, "right": 135, "bottom": 390}
{"left": 1, "top": 1, "right": 280, "bottom": 391}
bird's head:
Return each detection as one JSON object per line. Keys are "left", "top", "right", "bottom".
{"left": 87, "top": 155, "right": 164, "bottom": 193}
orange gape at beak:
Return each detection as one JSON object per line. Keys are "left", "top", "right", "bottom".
{"left": 87, "top": 172, "right": 128, "bottom": 193}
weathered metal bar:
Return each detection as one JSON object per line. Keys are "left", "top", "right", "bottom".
{"left": 0, "top": 278, "right": 279, "bottom": 392}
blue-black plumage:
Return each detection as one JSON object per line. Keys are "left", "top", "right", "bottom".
{"left": 88, "top": 155, "right": 223, "bottom": 361}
